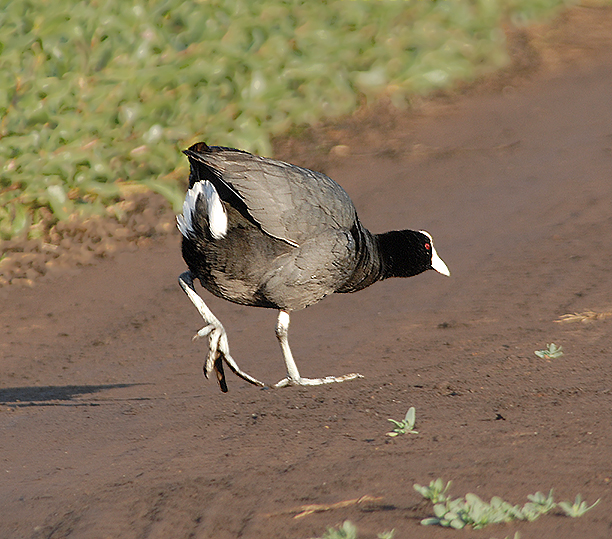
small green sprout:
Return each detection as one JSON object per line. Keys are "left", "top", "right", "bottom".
{"left": 535, "top": 343, "right": 563, "bottom": 359}
{"left": 421, "top": 497, "right": 470, "bottom": 529}
{"left": 558, "top": 494, "right": 600, "bottom": 517}
{"left": 523, "top": 490, "right": 556, "bottom": 518}
{"left": 387, "top": 406, "right": 418, "bottom": 436}
{"left": 414, "top": 479, "right": 453, "bottom": 503}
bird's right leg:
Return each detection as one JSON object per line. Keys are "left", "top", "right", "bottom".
{"left": 273, "top": 310, "right": 363, "bottom": 388}
{"left": 178, "top": 271, "right": 266, "bottom": 391}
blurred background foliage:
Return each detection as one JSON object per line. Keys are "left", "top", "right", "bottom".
{"left": 0, "top": 0, "right": 579, "bottom": 243}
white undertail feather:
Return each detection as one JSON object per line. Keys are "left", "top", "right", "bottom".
{"left": 177, "top": 181, "right": 228, "bottom": 240}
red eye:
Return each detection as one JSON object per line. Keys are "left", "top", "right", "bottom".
{"left": 425, "top": 243, "right": 431, "bottom": 251}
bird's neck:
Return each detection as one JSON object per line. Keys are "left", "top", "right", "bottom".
{"left": 335, "top": 223, "right": 383, "bottom": 293}
{"left": 336, "top": 227, "right": 430, "bottom": 294}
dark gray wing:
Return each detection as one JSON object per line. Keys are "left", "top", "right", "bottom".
{"left": 183, "top": 144, "right": 357, "bottom": 247}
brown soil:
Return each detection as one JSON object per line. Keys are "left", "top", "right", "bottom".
{"left": 2, "top": 6, "right": 612, "bottom": 539}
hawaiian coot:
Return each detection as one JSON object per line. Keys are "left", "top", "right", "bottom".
{"left": 177, "top": 142, "right": 450, "bottom": 392}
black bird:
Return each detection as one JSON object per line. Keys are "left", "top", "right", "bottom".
{"left": 177, "top": 142, "right": 450, "bottom": 392}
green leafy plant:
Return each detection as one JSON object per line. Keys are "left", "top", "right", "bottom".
{"left": 535, "top": 343, "right": 564, "bottom": 359}
{"left": 312, "top": 520, "right": 394, "bottom": 539}
{"left": 414, "top": 479, "right": 453, "bottom": 503}
{"left": 311, "top": 483, "right": 599, "bottom": 537}
{"left": 558, "top": 494, "right": 600, "bottom": 517}
{"left": 420, "top": 493, "right": 524, "bottom": 529}
{"left": 0, "top": 0, "right": 582, "bottom": 243}
{"left": 387, "top": 406, "right": 418, "bottom": 436}
{"left": 416, "top": 480, "right": 599, "bottom": 529}
{"left": 523, "top": 489, "right": 556, "bottom": 518}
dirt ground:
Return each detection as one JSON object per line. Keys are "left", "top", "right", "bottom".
{"left": 2, "top": 6, "right": 612, "bottom": 539}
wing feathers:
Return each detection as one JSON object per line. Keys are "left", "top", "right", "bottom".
{"left": 183, "top": 145, "right": 356, "bottom": 248}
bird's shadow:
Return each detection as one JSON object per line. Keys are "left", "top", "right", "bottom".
{"left": 0, "top": 384, "right": 144, "bottom": 407}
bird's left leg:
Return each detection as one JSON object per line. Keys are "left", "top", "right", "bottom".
{"left": 179, "top": 271, "right": 266, "bottom": 391}
{"left": 273, "top": 310, "right": 364, "bottom": 388}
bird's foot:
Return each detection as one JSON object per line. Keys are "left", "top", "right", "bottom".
{"left": 273, "top": 372, "right": 363, "bottom": 388}
{"left": 192, "top": 321, "right": 228, "bottom": 378}
{"left": 193, "top": 322, "right": 266, "bottom": 391}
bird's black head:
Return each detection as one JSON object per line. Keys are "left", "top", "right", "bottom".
{"left": 377, "top": 229, "right": 450, "bottom": 279}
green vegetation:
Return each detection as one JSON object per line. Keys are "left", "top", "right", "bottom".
{"left": 311, "top": 480, "right": 599, "bottom": 537}
{"left": 386, "top": 406, "right": 418, "bottom": 436}
{"left": 1, "top": 0, "right": 578, "bottom": 243}
{"left": 535, "top": 343, "right": 564, "bottom": 358}
{"left": 558, "top": 494, "right": 601, "bottom": 517}
{"left": 414, "top": 478, "right": 453, "bottom": 503}
{"left": 415, "top": 479, "right": 600, "bottom": 529}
